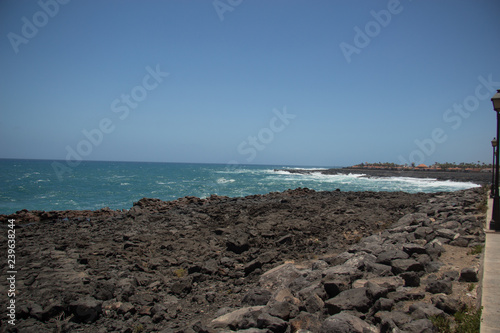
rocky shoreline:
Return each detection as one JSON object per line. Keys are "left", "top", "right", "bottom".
{"left": 0, "top": 187, "right": 487, "bottom": 332}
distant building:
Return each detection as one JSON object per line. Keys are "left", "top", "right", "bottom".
{"left": 416, "top": 164, "right": 428, "bottom": 169}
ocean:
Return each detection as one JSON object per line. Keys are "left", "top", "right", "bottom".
{"left": 0, "top": 159, "right": 481, "bottom": 215}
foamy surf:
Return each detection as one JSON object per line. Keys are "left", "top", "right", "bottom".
{"left": 0, "top": 160, "right": 484, "bottom": 214}
{"left": 269, "top": 171, "right": 480, "bottom": 193}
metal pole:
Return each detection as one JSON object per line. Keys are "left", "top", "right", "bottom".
{"left": 492, "top": 112, "right": 500, "bottom": 230}
{"left": 492, "top": 140, "right": 496, "bottom": 198}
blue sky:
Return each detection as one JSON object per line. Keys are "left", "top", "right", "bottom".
{"left": 1, "top": 0, "right": 500, "bottom": 167}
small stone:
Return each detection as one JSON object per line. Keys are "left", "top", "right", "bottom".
{"left": 277, "top": 234, "right": 293, "bottom": 244}
{"left": 376, "top": 249, "right": 409, "bottom": 265}
{"left": 211, "top": 306, "right": 265, "bottom": 330}
{"left": 403, "top": 243, "right": 427, "bottom": 255}
{"left": 257, "top": 313, "right": 288, "bottom": 333}
{"left": 320, "top": 312, "right": 377, "bottom": 333}
{"left": 323, "top": 278, "right": 350, "bottom": 298}
{"left": 117, "top": 302, "right": 135, "bottom": 314}
{"left": 459, "top": 267, "right": 479, "bottom": 282}
{"left": 304, "top": 294, "right": 324, "bottom": 314}
{"left": 242, "top": 288, "right": 272, "bottom": 306}
{"left": 324, "top": 288, "right": 372, "bottom": 315}
{"left": 425, "top": 240, "right": 445, "bottom": 260}
{"left": 372, "top": 298, "right": 394, "bottom": 312}
{"left": 226, "top": 234, "right": 250, "bottom": 254}
{"left": 387, "top": 291, "right": 425, "bottom": 302}
{"left": 170, "top": 279, "right": 192, "bottom": 296}
{"left": 400, "top": 271, "right": 420, "bottom": 287}
{"left": 442, "top": 270, "right": 460, "bottom": 281}
{"left": 375, "top": 310, "right": 412, "bottom": 328}
{"left": 267, "top": 301, "right": 300, "bottom": 321}
{"left": 364, "top": 281, "right": 389, "bottom": 301}
{"left": 245, "top": 259, "right": 263, "bottom": 275}
{"left": 69, "top": 297, "right": 102, "bottom": 323}
{"left": 391, "top": 259, "right": 424, "bottom": 275}
{"left": 436, "top": 229, "right": 459, "bottom": 240}
{"left": 289, "top": 312, "right": 322, "bottom": 332}
{"left": 426, "top": 280, "right": 453, "bottom": 295}
{"left": 402, "top": 318, "right": 436, "bottom": 332}
{"left": 432, "top": 295, "right": 462, "bottom": 315}
{"left": 409, "top": 302, "right": 445, "bottom": 319}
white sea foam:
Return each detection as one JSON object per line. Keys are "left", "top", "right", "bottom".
{"left": 270, "top": 170, "right": 479, "bottom": 193}
{"left": 217, "top": 178, "right": 236, "bottom": 184}
{"left": 280, "top": 167, "right": 330, "bottom": 171}
{"left": 379, "top": 176, "right": 480, "bottom": 191}
{"left": 215, "top": 168, "right": 263, "bottom": 175}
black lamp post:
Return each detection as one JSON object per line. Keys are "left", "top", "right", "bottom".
{"left": 491, "top": 138, "right": 497, "bottom": 198}
{"left": 490, "top": 90, "right": 500, "bottom": 231}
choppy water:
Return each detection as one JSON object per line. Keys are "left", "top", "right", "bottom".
{"left": 0, "top": 159, "right": 480, "bottom": 214}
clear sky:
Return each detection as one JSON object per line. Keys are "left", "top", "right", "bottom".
{"left": 1, "top": 0, "right": 500, "bottom": 167}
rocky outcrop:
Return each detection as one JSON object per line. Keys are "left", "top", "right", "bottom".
{"left": 208, "top": 188, "right": 485, "bottom": 332}
{"left": 0, "top": 187, "right": 485, "bottom": 332}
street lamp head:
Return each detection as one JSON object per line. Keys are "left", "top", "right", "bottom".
{"left": 492, "top": 89, "right": 500, "bottom": 112}
{"left": 493, "top": 138, "right": 498, "bottom": 147}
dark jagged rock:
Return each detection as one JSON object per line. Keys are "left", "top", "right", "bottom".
{"left": 324, "top": 288, "right": 372, "bottom": 315}
{"left": 391, "top": 258, "right": 425, "bottom": 275}
{"left": 432, "top": 295, "right": 463, "bottom": 315}
{"left": 69, "top": 297, "right": 102, "bottom": 323}
{"left": 409, "top": 302, "right": 445, "bottom": 319}
{"left": 400, "top": 271, "right": 421, "bottom": 287}
{"left": 242, "top": 288, "right": 273, "bottom": 306}
{"left": 320, "top": 312, "right": 377, "bottom": 333}
{"left": 426, "top": 280, "right": 453, "bottom": 295}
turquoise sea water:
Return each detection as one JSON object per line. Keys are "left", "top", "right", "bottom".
{"left": 0, "top": 159, "right": 480, "bottom": 214}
